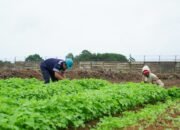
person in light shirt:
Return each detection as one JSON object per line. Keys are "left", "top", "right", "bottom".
{"left": 142, "top": 65, "right": 164, "bottom": 87}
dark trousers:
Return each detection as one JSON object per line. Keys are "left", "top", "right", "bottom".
{"left": 40, "top": 62, "right": 58, "bottom": 84}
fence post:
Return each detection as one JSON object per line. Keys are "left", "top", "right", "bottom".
{"left": 129, "top": 61, "right": 132, "bottom": 73}
{"left": 159, "top": 55, "right": 161, "bottom": 73}
{"left": 143, "top": 55, "right": 146, "bottom": 64}
{"left": 90, "top": 61, "right": 92, "bottom": 70}
{"left": 103, "top": 62, "right": 104, "bottom": 71}
{"left": 174, "top": 55, "right": 177, "bottom": 73}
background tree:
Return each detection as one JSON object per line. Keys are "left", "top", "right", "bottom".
{"left": 74, "top": 50, "right": 94, "bottom": 61}
{"left": 95, "top": 53, "right": 128, "bottom": 61}
{"left": 0, "top": 60, "right": 11, "bottom": 65}
{"left": 73, "top": 50, "right": 129, "bottom": 62}
{"left": 25, "top": 54, "right": 43, "bottom": 62}
{"left": 66, "top": 53, "right": 74, "bottom": 60}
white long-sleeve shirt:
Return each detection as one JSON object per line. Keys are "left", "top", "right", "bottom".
{"left": 142, "top": 72, "right": 164, "bottom": 87}
{"left": 142, "top": 65, "right": 164, "bottom": 87}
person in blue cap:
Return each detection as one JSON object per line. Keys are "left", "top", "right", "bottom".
{"left": 40, "top": 58, "right": 73, "bottom": 83}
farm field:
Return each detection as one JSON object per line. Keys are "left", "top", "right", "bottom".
{"left": 0, "top": 77, "right": 179, "bottom": 130}
{"left": 0, "top": 69, "right": 180, "bottom": 87}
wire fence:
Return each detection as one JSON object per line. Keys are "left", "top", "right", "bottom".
{"left": 0, "top": 55, "right": 180, "bottom": 63}
{"left": 0, "top": 55, "right": 180, "bottom": 73}
{"left": 0, "top": 56, "right": 64, "bottom": 63}
{"left": 129, "top": 55, "right": 180, "bottom": 62}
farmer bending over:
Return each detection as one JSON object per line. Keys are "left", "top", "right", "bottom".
{"left": 40, "top": 58, "right": 73, "bottom": 84}
{"left": 142, "top": 65, "right": 164, "bottom": 87}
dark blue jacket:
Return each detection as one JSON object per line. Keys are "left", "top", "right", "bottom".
{"left": 41, "top": 58, "right": 65, "bottom": 73}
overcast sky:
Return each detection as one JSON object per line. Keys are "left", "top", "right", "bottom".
{"left": 0, "top": 0, "right": 180, "bottom": 61}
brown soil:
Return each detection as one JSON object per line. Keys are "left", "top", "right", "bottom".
{"left": 0, "top": 69, "right": 179, "bottom": 87}
{"left": 66, "top": 70, "right": 180, "bottom": 87}
{"left": 0, "top": 69, "right": 43, "bottom": 80}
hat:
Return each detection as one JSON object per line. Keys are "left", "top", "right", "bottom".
{"left": 65, "top": 58, "right": 73, "bottom": 69}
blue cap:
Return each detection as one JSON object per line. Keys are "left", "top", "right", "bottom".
{"left": 65, "top": 58, "right": 73, "bottom": 69}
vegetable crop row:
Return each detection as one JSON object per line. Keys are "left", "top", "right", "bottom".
{"left": 93, "top": 99, "right": 179, "bottom": 130}
{"left": 0, "top": 78, "right": 179, "bottom": 130}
